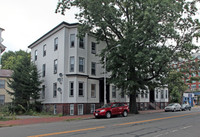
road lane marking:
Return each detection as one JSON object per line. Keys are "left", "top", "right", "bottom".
{"left": 180, "top": 125, "right": 192, "bottom": 129}
{"left": 28, "top": 112, "right": 199, "bottom": 137}
{"left": 155, "top": 125, "right": 192, "bottom": 137}
{"left": 115, "top": 112, "right": 200, "bottom": 126}
{"left": 171, "top": 130, "right": 178, "bottom": 132}
{"left": 27, "top": 126, "right": 105, "bottom": 137}
{"left": 155, "top": 134, "right": 163, "bottom": 137}
{"left": 164, "top": 132, "right": 169, "bottom": 135}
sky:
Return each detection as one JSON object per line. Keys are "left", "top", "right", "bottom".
{"left": 1, "top": 1, "right": 200, "bottom": 53}
{"left": 0, "top": 0, "right": 78, "bottom": 52}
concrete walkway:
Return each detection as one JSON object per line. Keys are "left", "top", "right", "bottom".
{"left": 0, "top": 109, "right": 164, "bottom": 127}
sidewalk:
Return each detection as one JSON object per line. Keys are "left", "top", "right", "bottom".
{"left": 0, "top": 109, "right": 164, "bottom": 127}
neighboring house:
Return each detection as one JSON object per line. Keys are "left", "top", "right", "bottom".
{"left": 0, "top": 28, "right": 6, "bottom": 69}
{"left": 28, "top": 22, "right": 168, "bottom": 115}
{"left": 0, "top": 69, "right": 13, "bottom": 105}
{"left": 0, "top": 28, "right": 12, "bottom": 105}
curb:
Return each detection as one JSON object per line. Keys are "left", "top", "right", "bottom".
{"left": 0, "top": 109, "right": 164, "bottom": 127}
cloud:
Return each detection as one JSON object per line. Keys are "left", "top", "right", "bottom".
{"left": 0, "top": 0, "right": 78, "bottom": 52}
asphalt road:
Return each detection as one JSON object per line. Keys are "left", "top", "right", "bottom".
{"left": 1, "top": 108, "right": 200, "bottom": 137}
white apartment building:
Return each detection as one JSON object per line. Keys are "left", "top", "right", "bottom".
{"left": 28, "top": 22, "right": 168, "bottom": 115}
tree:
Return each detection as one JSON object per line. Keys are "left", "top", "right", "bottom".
{"left": 56, "top": 0, "right": 200, "bottom": 113}
{"left": 2, "top": 50, "right": 30, "bottom": 70}
{"left": 7, "top": 52, "right": 42, "bottom": 113}
{"left": 165, "top": 71, "right": 187, "bottom": 103}
{"left": 29, "top": 63, "right": 43, "bottom": 110}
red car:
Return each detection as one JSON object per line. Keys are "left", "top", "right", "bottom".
{"left": 94, "top": 102, "right": 129, "bottom": 118}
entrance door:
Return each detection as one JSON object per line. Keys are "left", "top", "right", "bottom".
{"left": 150, "top": 89, "right": 155, "bottom": 102}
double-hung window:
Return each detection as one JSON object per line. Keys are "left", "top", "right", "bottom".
{"left": 91, "top": 84, "right": 96, "bottom": 98}
{"left": 0, "top": 95, "right": 5, "bottom": 105}
{"left": 78, "top": 104, "right": 83, "bottom": 115}
{"left": 79, "top": 82, "right": 84, "bottom": 96}
{"left": 35, "top": 50, "right": 37, "bottom": 61}
{"left": 54, "top": 37, "right": 58, "bottom": 51}
{"left": 69, "top": 81, "right": 74, "bottom": 97}
{"left": 0, "top": 80, "right": 5, "bottom": 88}
{"left": 42, "top": 85, "right": 45, "bottom": 99}
{"left": 42, "top": 64, "right": 46, "bottom": 77}
{"left": 156, "top": 90, "right": 158, "bottom": 99}
{"left": 70, "top": 56, "right": 75, "bottom": 72}
{"left": 141, "top": 91, "right": 144, "bottom": 98}
{"left": 43, "top": 44, "right": 46, "bottom": 56}
{"left": 53, "top": 83, "right": 57, "bottom": 98}
{"left": 145, "top": 92, "right": 148, "bottom": 98}
{"left": 161, "top": 90, "right": 164, "bottom": 99}
{"left": 91, "top": 62, "right": 96, "bottom": 75}
{"left": 70, "top": 34, "right": 75, "bottom": 48}
{"left": 79, "top": 57, "right": 85, "bottom": 73}
{"left": 91, "top": 104, "right": 95, "bottom": 113}
{"left": 79, "top": 37, "right": 84, "bottom": 49}
{"left": 54, "top": 59, "right": 58, "bottom": 74}
{"left": 112, "top": 86, "right": 116, "bottom": 98}
{"left": 91, "top": 42, "right": 96, "bottom": 54}
{"left": 70, "top": 104, "right": 74, "bottom": 115}
{"left": 121, "top": 89, "right": 125, "bottom": 98}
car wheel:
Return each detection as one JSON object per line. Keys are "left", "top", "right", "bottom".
{"left": 106, "top": 112, "right": 111, "bottom": 118}
{"left": 173, "top": 108, "right": 176, "bottom": 112}
{"left": 122, "top": 111, "right": 128, "bottom": 117}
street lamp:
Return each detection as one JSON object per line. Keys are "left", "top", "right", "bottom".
{"left": 104, "top": 44, "right": 121, "bottom": 104}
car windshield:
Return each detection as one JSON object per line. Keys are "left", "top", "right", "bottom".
{"left": 101, "top": 103, "right": 112, "bottom": 108}
{"left": 168, "top": 103, "right": 175, "bottom": 106}
{"left": 181, "top": 104, "right": 186, "bottom": 107}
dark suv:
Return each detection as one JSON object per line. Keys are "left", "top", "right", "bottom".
{"left": 94, "top": 102, "right": 129, "bottom": 118}
{"left": 181, "top": 104, "right": 191, "bottom": 111}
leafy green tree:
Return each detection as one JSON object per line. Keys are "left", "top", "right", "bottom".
{"left": 56, "top": 0, "right": 200, "bottom": 113}
{"left": 170, "top": 87, "right": 182, "bottom": 103}
{"left": 7, "top": 52, "right": 42, "bottom": 113}
{"left": 2, "top": 50, "right": 30, "bottom": 70}
{"left": 165, "top": 71, "right": 187, "bottom": 103}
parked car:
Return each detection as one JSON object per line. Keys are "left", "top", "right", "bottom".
{"left": 164, "top": 103, "right": 181, "bottom": 112}
{"left": 181, "top": 104, "right": 191, "bottom": 111}
{"left": 94, "top": 102, "right": 129, "bottom": 118}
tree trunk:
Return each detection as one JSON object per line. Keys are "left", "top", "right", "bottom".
{"left": 129, "top": 91, "right": 139, "bottom": 114}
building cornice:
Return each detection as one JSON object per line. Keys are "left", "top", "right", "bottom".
{"left": 28, "top": 22, "right": 79, "bottom": 49}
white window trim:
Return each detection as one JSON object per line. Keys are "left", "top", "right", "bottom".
{"left": 69, "top": 81, "right": 74, "bottom": 97}
{"left": 79, "top": 57, "right": 85, "bottom": 73}
{"left": 91, "top": 84, "right": 96, "bottom": 98}
{"left": 91, "top": 104, "right": 95, "bottom": 113}
{"left": 70, "top": 34, "right": 75, "bottom": 48}
{"left": 70, "top": 104, "right": 74, "bottom": 115}
{"left": 78, "top": 82, "right": 84, "bottom": 97}
{"left": 78, "top": 104, "right": 84, "bottom": 115}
